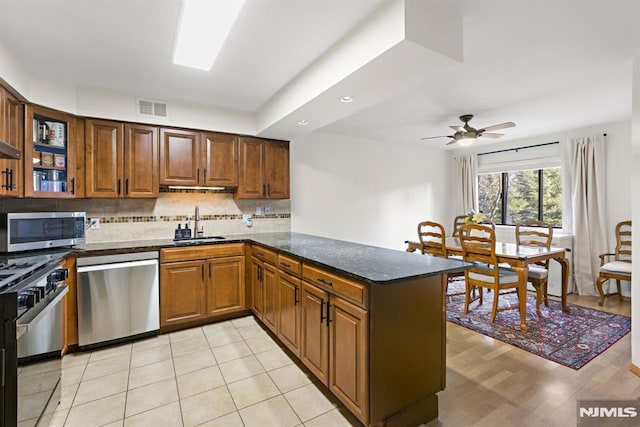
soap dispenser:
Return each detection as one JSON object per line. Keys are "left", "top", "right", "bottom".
{"left": 183, "top": 222, "right": 191, "bottom": 239}
{"left": 174, "top": 224, "right": 182, "bottom": 240}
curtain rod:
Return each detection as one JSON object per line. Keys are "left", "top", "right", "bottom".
{"left": 472, "top": 133, "right": 607, "bottom": 157}
{"left": 478, "top": 141, "right": 559, "bottom": 157}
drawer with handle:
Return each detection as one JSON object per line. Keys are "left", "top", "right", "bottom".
{"left": 277, "top": 253, "right": 301, "bottom": 277}
{"left": 252, "top": 245, "right": 277, "bottom": 265}
{"left": 302, "top": 264, "right": 367, "bottom": 308}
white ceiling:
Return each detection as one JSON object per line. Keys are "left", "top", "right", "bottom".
{"left": 0, "top": 0, "right": 637, "bottom": 148}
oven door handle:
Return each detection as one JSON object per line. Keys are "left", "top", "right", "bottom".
{"left": 16, "top": 285, "right": 68, "bottom": 340}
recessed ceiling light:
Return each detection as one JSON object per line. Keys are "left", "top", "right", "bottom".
{"left": 173, "top": 0, "right": 246, "bottom": 71}
{"left": 298, "top": 120, "right": 309, "bottom": 126}
{"left": 340, "top": 96, "right": 354, "bottom": 103}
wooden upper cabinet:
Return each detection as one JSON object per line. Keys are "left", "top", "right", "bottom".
{"left": 24, "top": 105, "right": 77, "bottom": 198}
{"left": 237, "top": 137, "right": 265, "bottom": 198}
{"left": 202, "top": 132, "right": 238, "bottom": 187}
{"left": 0, "top": 88, "right": 24, "bottom": 197}
{"left": 159, "top": 128, "right": 200, "bottom": 185}
{"left": 237, "top": 137, "right": 289, "bottom": 199}
{"left": 124, "top": 124, "right": 158, "bottom": 198}
{"left": 265, "top": 140, "right": 290, "bottom": 199}
{"left": 85, "top": 120, "right": 158, "bottom": 198}
{"left": 85, "top": 119, "right": 123, "bottom": 198}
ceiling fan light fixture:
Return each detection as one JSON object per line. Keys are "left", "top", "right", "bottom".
{"left": 457, "top": 137, "right": 476, "bottom": 147}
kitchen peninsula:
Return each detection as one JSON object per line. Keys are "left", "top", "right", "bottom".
{"left": 75, "top": 232, "right": 468, "bottom": 426}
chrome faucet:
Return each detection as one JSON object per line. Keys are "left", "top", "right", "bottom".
{"left": 194, "top": 206, "right": 204, "bottom": 237}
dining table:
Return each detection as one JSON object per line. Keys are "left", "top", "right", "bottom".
{"left": 405, "top": 237, "right": 571, "bottom": 332}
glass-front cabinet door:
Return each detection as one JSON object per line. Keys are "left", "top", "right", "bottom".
{"left": 25, "top": 105, "right": 76, "bottom": 198}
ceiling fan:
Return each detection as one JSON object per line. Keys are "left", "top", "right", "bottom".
{"left": 421, "top": 114, "right": 516, "bottom": 147}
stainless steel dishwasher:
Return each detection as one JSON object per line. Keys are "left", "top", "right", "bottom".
{"left": 77, "top": 251, "right": 159, "bottom": 348}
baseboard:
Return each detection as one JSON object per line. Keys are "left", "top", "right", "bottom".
{"left": 629, "top": 363, "right": 640, "bottom": 377}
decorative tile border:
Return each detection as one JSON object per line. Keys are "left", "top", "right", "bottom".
{"left": 95, "top": 213, "right": 290, "bottom": 224}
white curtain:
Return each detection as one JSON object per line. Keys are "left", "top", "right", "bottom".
{"left": 454, "top": 154, "right": 477, "bottom": 214}
{"left": 561, "top": 135, "right": 608, "bottom": 296}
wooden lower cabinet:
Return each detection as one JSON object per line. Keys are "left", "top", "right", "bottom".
{"left": 250, "top": 257, "right": 264, "bottom": 317}
{"left": 160, "top": 261, "right": 206, "bottom": 327}
{"left": 300, "top": 281, "right": 329, "bottom": 385}
{"left": 300, "top": 281, "right": 368, "bottom": 423}
{"left": 277, "top": 271, "right": 301, "bottom": 356}
{"left": 262, "top": 263, "right": 278, "bottom": 333}
{"left": 160, "top": 260, "right": 206, "bottom": 327}
{"left": 206, "top": 256, "right": 245, "bottom": 317}
{"left": 329, "top": 295, "right": 368, "bottom": 422}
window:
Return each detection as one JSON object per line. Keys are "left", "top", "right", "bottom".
{"left": 477, "top": 167, "right": 562, "bottom": 227}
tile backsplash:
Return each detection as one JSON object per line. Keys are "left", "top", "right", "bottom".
{"left": 0, "top": 193, "right": 291, "bottom": 243}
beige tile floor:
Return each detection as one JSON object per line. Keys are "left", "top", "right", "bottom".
{"left": 52, "top": 316, "right": 362, "bottom": 427}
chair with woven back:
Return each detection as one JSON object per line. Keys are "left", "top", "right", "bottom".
{"left": 459, "top": 223, "right": 526, "bottom": 328}
{"left": 516, "top": 219, "right": 553, "bottom": 316}
{"left": 417, "top": 221, "right": 465, "bottom": 297}
{"left": 596, "top": 220, "right": 632, "bottom": 306}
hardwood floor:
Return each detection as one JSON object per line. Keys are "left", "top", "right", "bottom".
{"left": 428, "top": 294, "right": 635, "bottom": 427}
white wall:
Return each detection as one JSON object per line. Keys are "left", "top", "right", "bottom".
{"left": 631, "top": 13, "right": 640, "bottom": 371}
{"left": 451, "top": 120, "right": 632, "bottom": 294}
{"left": 290, "top": 131, "right": 449, "bottom": 250}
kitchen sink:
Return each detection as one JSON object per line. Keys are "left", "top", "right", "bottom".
{"left": 173, "top": 236, "right": 226, "bottom": 245}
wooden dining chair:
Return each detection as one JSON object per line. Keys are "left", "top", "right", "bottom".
{"left": 596, "top": 220, "right": 632, "bottom": 306}
{"left": 460, "top": 224, "right": 526, "bottom": 327}
{"left": 417, "top": 221, "right": 465, "bottom": 296}
{"left": 516, "top": 219, "right": 553, "bottom": 315}
{"left": 452, "top": 215, "right": 467, "bottom": 237}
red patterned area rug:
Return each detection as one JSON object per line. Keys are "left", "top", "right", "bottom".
{"left": 445, "top": 279, "right": 631, "bottom": 369}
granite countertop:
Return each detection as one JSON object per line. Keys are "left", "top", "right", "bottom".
{"left": 75, "top": 232, "right": 469, "bottom": 285}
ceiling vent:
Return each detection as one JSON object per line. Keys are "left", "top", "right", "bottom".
{"left": 137, "top": 99, "right": 168, "bottom": 118}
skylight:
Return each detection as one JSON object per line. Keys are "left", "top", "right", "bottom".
{"left": 172, "top": 0, "right": 246, "bottom": 71}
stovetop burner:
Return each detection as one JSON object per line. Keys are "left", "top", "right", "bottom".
{"left": 0, "top": 259, "right": 51, "bottom": 291}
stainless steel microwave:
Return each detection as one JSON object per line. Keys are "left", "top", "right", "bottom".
{"left": 0, "top": 212, "right": 86, "bottom": 252}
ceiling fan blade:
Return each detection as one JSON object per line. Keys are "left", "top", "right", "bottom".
{"left": 421, "top": 135, "right": 453, "bottom": 140}
{"left": 480, "top": 132, "right": 504, "bottom": 139}
{"left": 446, "top": 140, "right": 458, "bottom": 146}
{"left": 449, "top": 126, "right": 465, "bottom": 132}
{"left": 479, "top": 122, "right": 516, "bottom": 132}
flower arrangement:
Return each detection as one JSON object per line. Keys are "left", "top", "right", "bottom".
{"left": 465, "top": 210, "right": 487, "bottom": 224}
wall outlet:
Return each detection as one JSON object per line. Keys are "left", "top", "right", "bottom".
{"left": 264, "top": 206, "right": 272, "bottom": 215}
{"left": 255, "top": 206, "right": 262, "bottom": 216}
{"left": 89, "top": 218, "right": 100, "bottom": 230}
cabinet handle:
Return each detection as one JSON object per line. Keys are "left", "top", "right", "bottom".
{"left": 326, "top": 302, "right": 331, "bottom": 326}
{"left": 257, "top": 265, "right": 263, "bottom": 282}
{"left": 209, "top": 263, "right": 212, "bottom": 279}
{"left": 317, "top": 277, "right": 333, "bottom": 286}
{"left": 267, "top": 183, "right": 270, "bottom": 196}
{"left": 8, "top": 169, "right": 14, "bottom": 191}
{"left": 1, "top": 168, "right": 9, "bottom": 190}
{"left": 262, "top": 184, "right": 266, "bottom": 197}
{"left": 125, "top": 178, "right": 129, "bottom": 195}
{"left": 294, "top": 286, "right": 299, "bottom": 305}
{"left": 71, "top": 178, "right": 75, "bottom": 195}
{"left": 117, "top": 179, "right": 121, "bottom": 196}
{"left": 255, "top": 252, "right": 264, "bottom": 257}
{"left": 197, "top": 168, "right": 200, "bottom": 184}
{"left": 320, "top": 300, "right": 325, "bottom": 324}
{"left": 0, "top": 349, "right": 4, "bottom": 387}
{"left": 280, "top": 262, "right": 291, "bottom": 268}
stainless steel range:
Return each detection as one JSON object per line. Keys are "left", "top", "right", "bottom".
{"left": 0, "top": 251, "right": 69, "bottom": 427}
